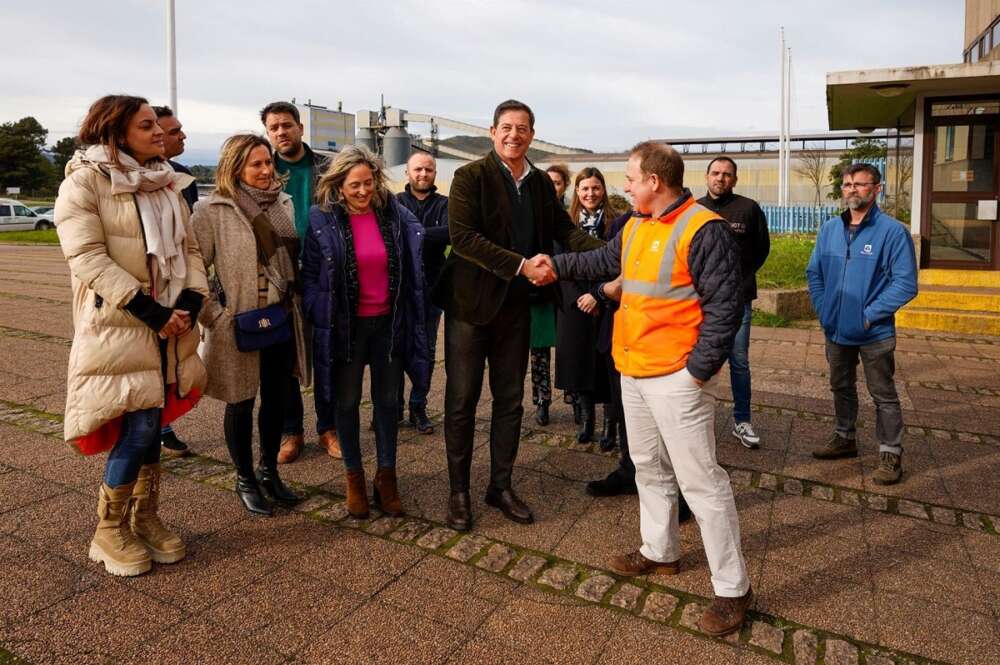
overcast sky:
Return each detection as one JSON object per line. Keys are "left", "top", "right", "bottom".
{"left": 3, "top": 0, "right": 963, "bottom": 163}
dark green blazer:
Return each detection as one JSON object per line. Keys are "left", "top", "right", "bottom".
{"left": 432, "top": 153, "right": 605, "bottom": 325}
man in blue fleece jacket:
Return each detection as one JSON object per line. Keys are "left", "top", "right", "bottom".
{"left": 806, "top": 163, "right": 917, "bottom": 485}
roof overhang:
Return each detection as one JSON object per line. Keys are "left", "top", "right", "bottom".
{"left": 826, "top": 61, "right": 1000, "bottom": 130}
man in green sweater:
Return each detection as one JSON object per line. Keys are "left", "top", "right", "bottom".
{"left": 260, "top": 101, "right": 334, "bottom": 464}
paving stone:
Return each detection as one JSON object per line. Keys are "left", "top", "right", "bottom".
{"left": 867, "top": 494, "right": 889, "bottom": 511}
{"left": 824, "top": 638, "right": 859, "bottom": 665}
{"left": 865, "top": 655, "right": 895, "bottom": 665}
{"left": 792, "top": 629, "right": 818, "bottom": 665}
{"left": 315, "top": 502, "right": 350, "bottom": 522}
{"left": 759, "top": 473, "right": 778, "bottom": 491}
{"left": 679, "top": 602, "right": 704, "bottom": 631}
{"left": 446, "top": 534, "right": 491, "bottom": 562}
{"left": 962, "top": 513, "right": 986, "bottom": 531}
{"left": 930, "top": 429, "right": 951, "bottom": 440}
{"left": 508, "top": 554, "right": 547, "bottom": 581}
{"left": 366, "top": 516, "right": 404, "bottom": 536}
{"left": 840, "top": 490, "right": 861, "bottom": 506}
{"left": 416, "top": 526, "right": 458, "bottom": 550}
{"left": 639, "top": 591, "right": 679, "bottom": 622}
{"left": 293, "top": 494, "right": 332, "bottom": 514}
{"left": 897, "top": 500, "right": 928, "bottom": 520}
{"left": 476, "top": 543, "right": 516, "bottom": 573}
{"left": 783, "top": 478, "right": 803, "bottom": 495}
{"left": 389, "top": 521, "right": 427, "bottom": 543}
{"left": 575, "top": 574, "right": 615, "bottom": 602}
{"left": 930, "top": 506, "right": 958, "bottom": 525}
{"left": 983, "top": 435, "right": 1000, "bottom": 445}
{"left": 538, "top": 563, "right": 578, "bottom": 590}
{"left": 810, "top": 485, "right": 835, "bottom": 501}
{"left": 610, "top": 583, "right": 643, "bottom": 610}
{"left": 729, "top": 469, "right": 753, "bottom": 488}
{"left": 750, "top": 621, "right": 785, "bottom": 654}
{"left": 957, "top": 432, "right": 981, "bottom": 443}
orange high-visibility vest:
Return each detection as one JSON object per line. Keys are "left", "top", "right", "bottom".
{"left": 613, "top": 197, "right": 721, "bottom": 378}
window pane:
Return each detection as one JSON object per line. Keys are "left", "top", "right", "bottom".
{"left": 0, "top": 205, "right": 11, "bottom": 216}
{"left": 932, "top": 124, "right": 996, "bottom": 192}
{"left": 930, "top": 202, "right": 993, "bottom": 263}
{"left": 994, "top": 22, "right": 1000, "bottom": 51}
{"left": 931, "top": 100, "right": 1000, "bottom": 116}
{"left": 13, "top": 205, "right": 31, "bottom": 215}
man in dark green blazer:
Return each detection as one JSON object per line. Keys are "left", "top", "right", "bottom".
{"left": 433, "top": 100, "right": 605, "bottom": 531}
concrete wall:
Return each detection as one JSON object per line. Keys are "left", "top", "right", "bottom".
{"left": 966, "top": 0, "right": 1000, "bottom": 60}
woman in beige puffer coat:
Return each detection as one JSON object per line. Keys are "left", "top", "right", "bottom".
{"left": 54, "top": 95, "right": 208, "bottom": 578}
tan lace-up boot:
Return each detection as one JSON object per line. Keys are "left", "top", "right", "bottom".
{"left": 89, "top": 482, "right": 152, "bottom": 577}
{"left": 131, "top": 464, "right": 185, "bottom": 564}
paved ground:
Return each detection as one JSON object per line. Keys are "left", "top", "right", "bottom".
{"left": 0, "top": 244, "right": 999, "bottom": 665}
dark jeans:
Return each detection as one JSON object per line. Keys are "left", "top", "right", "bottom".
{"left": 284, "top": 374, "right": 337, "bottom": 436}
{"left": 826, "top": 336, "right": 903, "bottom": 455}
{"left": 224, "top": 339, "right": 296, "bottom": 477}
{"left": 603, "top": 352, "right": 635, "bottom": 480}
{"left": 400, "top": 304, "right": 442, "bottom": 410}
{"left": 444, "top": 300, "right": 530, "bottom": 492}
{"left": 729, "top": 303, "right": 753, "bottom": 424}
{"left": 104, "top": 407, "right": 162, "bottom": 486}
{"left": 335, "top": 315, "right": 402, "bottom": 471}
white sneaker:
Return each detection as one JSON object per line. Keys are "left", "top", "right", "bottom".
{"left": 732, "top": 422, "right": 761, "bottom": 449}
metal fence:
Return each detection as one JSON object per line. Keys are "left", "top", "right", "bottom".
{"left": 762, "top": 205, "right": 840, "bottom": 234}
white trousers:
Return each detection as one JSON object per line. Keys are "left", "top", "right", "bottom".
{"left": 621, "top": 368, "right": 750, "bottom": 597}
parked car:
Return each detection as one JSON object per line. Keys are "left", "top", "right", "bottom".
{"left": 0, "top": 199, "right": 54, "bottom": 231}
{"left": 31, "top": 205, "right": 55, "bottom": 221}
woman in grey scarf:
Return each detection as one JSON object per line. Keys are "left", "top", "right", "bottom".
{"left": 192, "top": 134, "right": 307, "bottom": 516}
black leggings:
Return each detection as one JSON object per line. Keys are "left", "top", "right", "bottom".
{"left": 224, "top": 339, "right": 295, "bottom": 477}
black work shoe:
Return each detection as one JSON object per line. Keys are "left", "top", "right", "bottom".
{"left": 871, "top": 451, "right": 902, "bottom": 485}
{"left": 447, "top": 491, "right": 472, "bottom": 532}
{"left": 586, "top": 471, "right": 637, "bottom": 497}
{"left": 235, "top": 475, "right": 273, "bottom": 516}
{"left": 534, "top": 402, "right": 550, "bottom": 426}
{"left": 409, "top": 406, "right": 434, "bottom": 435}
{"left": 161, "top": 430, "right": 191, "bottom": 458}
{"left": 256, "top": 466, "right": 304, "bottom": 506}
{"left": 484, "top": 487, "right": 534, "bottom": 524}
{"left": 812, "top": 433, "right": 858, "bottom": 460}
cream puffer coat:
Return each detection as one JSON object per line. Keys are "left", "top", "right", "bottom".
{"left": 54, "top": 156, "right": 209, "bottom": 443}
{"left": 192, "top": 192, "right": 308, "bottom": 405}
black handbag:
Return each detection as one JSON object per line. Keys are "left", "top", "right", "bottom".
{"left": 233, "top": 302, "right": 291, "bottom": 352}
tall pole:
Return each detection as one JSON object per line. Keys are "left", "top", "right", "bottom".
{"left": 784, "top": 47, "right": 792, "bottom": 206}
{"left": 779, "top": 28, "right": 786, "bottom": 207}
{"left": 167, "top": 0, "right": 177, "bottom": 113}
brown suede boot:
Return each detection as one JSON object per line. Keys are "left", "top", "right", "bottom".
{"left": 699, "top": 587, "right": 753, "bottom": 637}
{"left": 89, "top": 482, "right": 152, "bottom": 577}
{"left": 372, "top": 467, "right": 404, "bottom": 517}
{"left": 345, "top": 468, "right": 369, "bottom": 519}
{"left": 130, "top": 463, "right": 185, "bottom": 564}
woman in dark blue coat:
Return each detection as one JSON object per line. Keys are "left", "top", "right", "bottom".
{"left": 301, "top": 145, "right": 428, "bottom": 519}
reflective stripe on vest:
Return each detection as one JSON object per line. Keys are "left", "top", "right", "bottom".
{"left": 621, "top": 204, "right": 702, "bottom": 301}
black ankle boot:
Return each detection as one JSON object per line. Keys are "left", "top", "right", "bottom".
{"left": 572, "top": 399, "right": 583, "bottom": 425}
{"left": 576, "top": 395, "right": 595, "bottom": 443}
{"left": 598, "top": 415, "right": 617, "bottom": 452}
{"left": 235, "top": 475, "right": 273, "bottom": 516}
{"left": 534, "top": 401, "right": 550, "bottom": 426}
{"left": 256, "top": 466, "right": 304, "bottom": 506}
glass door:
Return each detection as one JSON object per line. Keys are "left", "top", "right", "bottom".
{"left": 924, "top": 99, "right": 1000, "bottom": 269}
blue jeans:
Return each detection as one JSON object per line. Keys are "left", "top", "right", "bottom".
{"left": 335, "top": 316, "right": 402, "bottom": 471}
{"left": 729, "top": 303, "right": 752, "bottom": 424}
{"left": 402, "top": 304, "right": 442, "bottom": 409}
{"left": 104, "top": 408, "right": 162, "bottom": 487}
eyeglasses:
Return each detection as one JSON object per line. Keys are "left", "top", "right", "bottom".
{"left": 841, "top": 182, "right": 878, "bottom": 190}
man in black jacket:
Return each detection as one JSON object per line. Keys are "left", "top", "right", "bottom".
{"left": 697, "top": 157, "right": 770, "bottom": 450}
{"left": 396, "top": 152, "right": 449, "bottom": 434}
{"left": 433, "top": 100, "right": 604, "bottom": 531}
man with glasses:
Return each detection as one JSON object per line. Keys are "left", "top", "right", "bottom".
{"left": 806, "top": 163, "right": 917, "bottom": 485}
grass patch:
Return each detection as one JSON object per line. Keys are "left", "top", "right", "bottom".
{"left": 758, "top": 234, "right": 815, "bottom": 289}
{"left": 0, "top": 229, "right": 59, "bottom": 245}
{"left": 751, "top": 310, "right": 791, "bottom": 328}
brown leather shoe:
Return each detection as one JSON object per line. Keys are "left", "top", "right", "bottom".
{"left": 608, "top": 550, "right": 680, "bottom": 577}
{"left": 447, "top": 491, "right": 472, "bottom": 532}
{"left": 345, "top": 468, "right": 369, "bottom": 519}
{"left": 372, "top": 467, "right": 404, "bottom": 517}
{"left": 699, "top": 587, "right": 753, "bottom": 636}
{"left": 318, "top": 430, "right": 342, "bottom": 459}
{"left": 484, "top": 487, "right": 534, "bottom": 524}
{"left": 277, "top": 434, "right": 304, "bottom": 464}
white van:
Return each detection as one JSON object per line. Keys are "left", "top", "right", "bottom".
{"left": 0, "top": 199, "right": 54, "bottom": 231}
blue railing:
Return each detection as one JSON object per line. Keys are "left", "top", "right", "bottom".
{"left": 762, "top": 205, "right": 840, "bottom": 234}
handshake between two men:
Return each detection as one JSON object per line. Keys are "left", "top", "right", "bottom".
{"left": 520, "top": 254, "right": 624, "bottom": 303}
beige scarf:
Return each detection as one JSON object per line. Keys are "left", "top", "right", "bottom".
{"left": 80, "top": 145, "right": 194, "bottom": 306}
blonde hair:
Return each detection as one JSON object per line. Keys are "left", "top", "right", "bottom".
{"left": 215, "top": 133, "right": 275, "bottom": 199}
{"left": 315, "top": 145, "right": 391, "bottom": 212}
